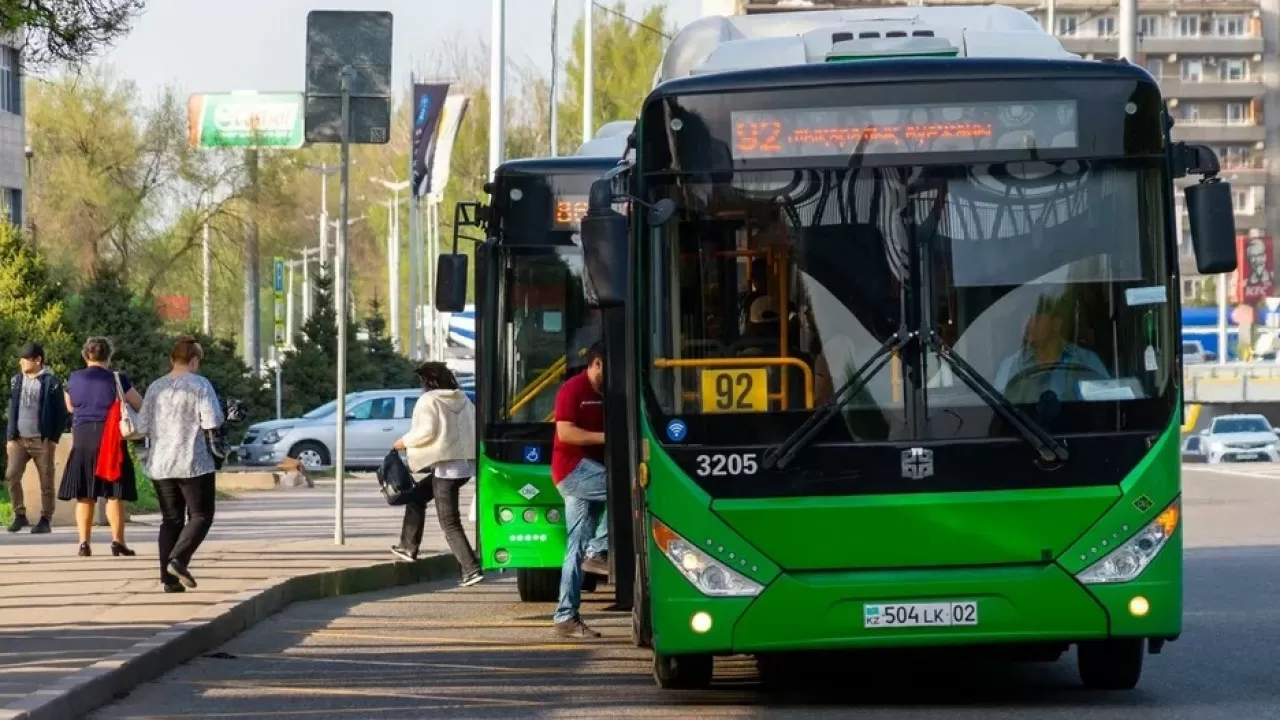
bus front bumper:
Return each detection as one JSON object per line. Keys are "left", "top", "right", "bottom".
{"left": 649, "top": 543, "right": 1181, "bottom": 656}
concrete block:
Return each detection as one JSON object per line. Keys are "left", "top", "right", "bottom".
{"left": 214, "top": 471, "right": 279, "bottom": 491}
{"left": 18, "top": 437, "right": 118, "bottom": 528}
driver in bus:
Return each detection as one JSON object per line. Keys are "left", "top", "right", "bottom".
{"left": 992, "top": 295, "right": 1109, "bottom": 404}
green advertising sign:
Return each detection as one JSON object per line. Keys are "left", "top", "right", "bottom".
{"left": 188, "top": 92, "right": 305, "bottom": 149}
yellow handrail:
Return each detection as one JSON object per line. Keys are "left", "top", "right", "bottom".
{"left": 507, "top": 361, "right": 566, "bottom": 418}
{"left": 509, "top": 356, "right": 566, "bottom": 409}
{"left": 653, "top": 356, "right": 815, "bottom": 409}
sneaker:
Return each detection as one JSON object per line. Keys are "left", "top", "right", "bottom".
{"left": 390, "top": 546, "right": 417, "bottom": 563}
{"left": 554, "top": 617, "right": 602, "bottom": 639}
{"left": 168, "top": 560, "right": 197, "bottom": 589}
{"left": 459, "top": 571, "right": 484, "bottom": 587}
{"left": 161, "top": 582, "right": 186, "bottom": 593}
{"left": 31, "top": 518, "right": 51, "bottom": 534}
{"left": 7, "top": 515, "right": 29, "bottom": 533}
{"left": 582, "top": 554, "right": 609, "bottom": 576}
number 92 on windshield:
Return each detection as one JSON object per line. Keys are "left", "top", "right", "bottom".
{"left": 700, "top": 368, "right": 769, "bottom": 413}
{"left": 864, "top": 601, "right": 979, "bottom": 629}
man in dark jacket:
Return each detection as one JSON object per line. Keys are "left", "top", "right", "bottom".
{"left": 6, "top": 342, "right": 68, "bottom": 533}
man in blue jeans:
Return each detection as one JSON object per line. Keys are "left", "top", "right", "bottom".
{"left": 550, "top": 343, "right": 608, "bottom": 638}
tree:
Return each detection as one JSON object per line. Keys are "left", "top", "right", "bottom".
{"left": 361, "top": 297, "right": 418, "bottom": 389}
{"left": 188, "top": 332, "right": 273, "bottom": 424}
{"left": 0, "top": 222, "right": 75, "bottom": 375}
{"left": 3, "top": 0, "right": 143, "bottom": 65}
{"left": 63, "top": 266, "right": 169, "bottom": 388}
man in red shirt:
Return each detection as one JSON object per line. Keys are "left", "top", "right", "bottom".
{"left": 550, "top": 342, "right": 608, "bottom": 638}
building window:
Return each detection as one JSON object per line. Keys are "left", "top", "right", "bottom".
{"left": 1138, "top": 15, "right": 1162, "bottom": 37}
{"left": 1, "top": 188, "right": 20, "bottom": 227}
{"left": 1145, "top": 57, "right": 1164, "bottom": 79}
{"left": 1220, "top": 146, "right": 1254, "bottom": 169}
{"left": 1057, "top": 15, "right": 1079, "bottom": 36}
{"left": 1215, "top": 14, "right": 1247, "bottom": 36}
{"left": 1177, "top": 14, "right": 1201, "bottom": 37}
{"left": 1181, "top": 103, "right": 1201, "bottom": 122}
{"left": 0, "top": 47, "right": 19, "bottom": 115}
{"left": 1180, "top": 59, "right": 1203, "bottom": 82}
{"left": 1095, "top": 17, "right": 1115, "bottom": 36}
{"left": 1220, "top": 58, "right": 1248, "bottom": 81}
{"left": 1232, "top": 187, "right": 1255, "bottom": 214}
{"left": 1226, "top": 102, "right": 1248, "bottom": 125}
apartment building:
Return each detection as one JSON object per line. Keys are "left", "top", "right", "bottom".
{"left": 0, "top": 36, "right": 22, "bottom": 227}
{"left": 704, "top": 0, "right": 1280, "bottom": 295}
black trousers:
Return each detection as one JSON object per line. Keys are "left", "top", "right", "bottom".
{"left": 400, "top": 473, "right": 480, "bottom": 577}
{"left": 153, "top": 473, "right": 216, "bottom": 584}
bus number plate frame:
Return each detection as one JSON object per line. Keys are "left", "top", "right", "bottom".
{"left": 863, "top": 601, "right": 979, "bottom": 629}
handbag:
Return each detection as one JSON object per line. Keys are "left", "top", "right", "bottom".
{"left": 376, "top": 450, "right": 417, "bottom": 506}
{"left": 114, "top": 372, "right": 145, "bottom": 441}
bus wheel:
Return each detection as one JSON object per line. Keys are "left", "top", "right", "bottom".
{"left": 653, "top": 652, "right": 713, "bottom": 690}
{"left": 1078, "top": 639, "right": 1144, "bottom": 690}
{"left": 515, "top": 569, "right": 560, "bottom": 603}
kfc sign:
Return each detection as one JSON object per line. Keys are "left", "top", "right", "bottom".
{"left": 1233, "top": 234, "right": 1274, "bottom": 303}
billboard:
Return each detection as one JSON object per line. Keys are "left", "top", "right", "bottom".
{"left": 188, "top": 92, "right": 306, "bottom": 149}
{"left": 1234, "top": 234, "right": 1274, "bottom": 304}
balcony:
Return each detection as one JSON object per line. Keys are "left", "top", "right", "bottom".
{"left": 1158, "top": 78, "right": 1265, "bottom": 100}
{"left": 1171, "top": 122, "right": 1266, "bottom": 143}
{"left": 1059, "top": 35, "right": 1265, "bottom": 55}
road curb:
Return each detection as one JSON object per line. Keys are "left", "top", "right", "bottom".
{"left": 0, "top": 554, "right": 459, "bottom": 720}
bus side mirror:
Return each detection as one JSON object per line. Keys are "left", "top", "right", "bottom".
{"left": 435, "top": 254, "right": 468, "bottom": 312}
{"left": 581, "top": 211, "right": 628, "bottom": 308}
{"left": 1185, "top": 180, "right": 1237, "bottom": 275}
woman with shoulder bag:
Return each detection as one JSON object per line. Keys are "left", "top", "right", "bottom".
{"left": 58, "top": 337, "right": 144, "bottom": 557}
{"left": 138, "top": 336, "right": 224, "bottom": 593}
{"left": 391, "top": 362, "right": 483, "bottom": 587}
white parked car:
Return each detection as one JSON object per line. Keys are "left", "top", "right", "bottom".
{"left": 236, "top": 390, "right": 422, "bottom": 470}
{"left": 1200, "top": 414, "right": 1280, "bottom": 464}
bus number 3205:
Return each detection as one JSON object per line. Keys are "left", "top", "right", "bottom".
{"left": 695, "top": 453, "right": 759, "bottom": 477}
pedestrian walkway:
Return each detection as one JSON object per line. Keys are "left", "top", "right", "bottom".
{"left": 0, "top": 477, "right": 468, "bottom": 717}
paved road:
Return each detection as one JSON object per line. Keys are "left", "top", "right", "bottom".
{"left": 93, "top": 465, "right": 1280, "bottom": 719}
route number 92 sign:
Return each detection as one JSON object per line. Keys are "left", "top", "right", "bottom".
{"left": 699, "top": 368, "right": 768, "bottom": 413}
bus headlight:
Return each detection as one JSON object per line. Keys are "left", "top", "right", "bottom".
{"left": 1076, "top": 498, "right": 1180, "bottom": 585}
{"left": 651, "top": 518, "right": 763, "bottom": 597}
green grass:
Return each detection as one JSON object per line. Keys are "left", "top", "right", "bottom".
{"left": 0, "top": 485, "right": 11, "bottom": 526}
{"left": 126, "top": 454, "right": 238, "bottom": 516}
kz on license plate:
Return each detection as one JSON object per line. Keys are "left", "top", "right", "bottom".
{"left": 864, "top": 601, "right": 979, "bottom": 628}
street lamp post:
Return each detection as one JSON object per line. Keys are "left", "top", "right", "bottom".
{"left": 305, "top": 163, "right": 341, "bottom": 272}
{"left": 373, "top": 178, "right": 411, "bottom": 351}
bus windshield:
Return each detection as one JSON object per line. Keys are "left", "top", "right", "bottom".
{"left": 496, "top": 246, "right": 593, "bottom": 423}
{"left": 644, "top": 160, "right": 1175, "bottom": 445}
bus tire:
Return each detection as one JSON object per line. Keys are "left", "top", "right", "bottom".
{"left": 632, "top": 563, "right": 653, "bottom": 648}
{"left": 1078, "top": 639, "right": 1144, "bottom": 690}
{"left": 653, "top": 652, "right": 713, "bottom": 690}
{"left": 515, "top": 569, "right": 560, "bottom": 603}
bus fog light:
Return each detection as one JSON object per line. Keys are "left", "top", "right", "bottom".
{"left": 651, "top": 518, "right": 763, "bottom": 598}
{"left": 522, "top": 508, "right": 537, "bottom": 523}
{"left": 691, "top": 612, "right": 713, "bottom": 634}
{"left": 499, "top": 508, "right": 514, "bottom": 523}
{"left": 547, "top": 508, "right": 562, "bottom": 523}
{"left": 1129, "top": 596, "right": 1150, "bottom": 617}
{"left": 1077, "top": 498, "right": 1180, "bottom": 585}
{"left": 494, "top": 549, "right": 510, "bottom": 564}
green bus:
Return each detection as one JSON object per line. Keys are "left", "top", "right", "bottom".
{"left": 446, "top": 154, "right": 624, "bottom": 601}
{"left": 438, "top": 6, "right": 1238, "bottom": 693}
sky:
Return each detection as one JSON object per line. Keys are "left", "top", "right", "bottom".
{"left": 100, "top": 0, "right": 707, "bottom": 101}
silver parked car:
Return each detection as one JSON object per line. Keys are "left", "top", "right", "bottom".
{"left": 237, "top": 389, "right": 423, "bottom": 470}
{"left": 1200, "top": 413, "right": 1280, "bottom": 464}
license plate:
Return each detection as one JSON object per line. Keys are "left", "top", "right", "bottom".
{"left": 864, "top": 601, "right": 978, "bottom": 628}
{"left": 1236, "top": 452, "right": 1259, "bottom": 460}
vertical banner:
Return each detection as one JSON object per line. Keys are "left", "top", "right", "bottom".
{"left": 427, "top": 95, "right": 472, "bottom": 201}
{"left": 411, "top": 82, "right": 451, "bottom": 198}
{"left": 273, "top": 256, "right": 286, "bottom": 346}
{"left": 1235, "top": 234, "right": 1274, "bottom": 303}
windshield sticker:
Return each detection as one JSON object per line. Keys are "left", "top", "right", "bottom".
{"left": 1077, "top": 379, "right": 1138, "bottom": 401}
{"left": 1125, "top": 286, "right": 1168, "bottom": 306}
{"left": 1144, "top": 346, "right": 1158, "bottom": 372}
{"left": 666, "top": 419, "right": 688, "bottom": 442}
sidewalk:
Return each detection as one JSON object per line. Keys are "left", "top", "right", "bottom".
{"left": 0, "top": 477, "right": 466, "bottom": 719}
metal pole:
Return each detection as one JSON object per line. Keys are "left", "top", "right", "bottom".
{"left": 1118, "top": 0, "right": 1137, "bottom": 62}
{"left": 244, "top": 149, "right": 262, "bottom": 376}
{"left": 1218, "top": 272, "right": 1229, "bottom": 366}
{"left": 409, "top": 194, "right": 421, "bottom": 359}
{"left": 274, "top": 348, "right": 283, "bottom": 420}
{"left": 201, "top": 220, "right": 212, "bottom": 335}
{"left": 286, "top": 261, "right": 296, "bottom": 344}
{"left": 490, "top": 0, "right": 506, "bottom": 178}
{"left": 388, "top": 198, "right": 400, "bottom": 349}
{"left": 319, "top": 172, "right": 330, "bottom": 270}
{"left": 583, "top": 0, "right": 593, "bottom": 142}
{"left": 302, "top": 253, "right": 311, "bottom": 322}
{"left": 335, "top": 64, "right": 354, "bottom": 546}
{"left": 550, "top": 0, "right": 559, "bottom": 156}
{"left": 1046, "top": 0, "right": 1056, "bottom": 36}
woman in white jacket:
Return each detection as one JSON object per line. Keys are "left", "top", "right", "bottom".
{"left": 391, "top": 362, "right": 483, "bottom": 586}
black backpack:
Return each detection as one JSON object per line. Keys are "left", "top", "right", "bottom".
{"left": 376, "top": 450, "right": 417, "bottom": 505}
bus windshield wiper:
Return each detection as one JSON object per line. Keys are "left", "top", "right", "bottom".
{"left": 763, "top": 329, "right": 911, "bottom": 471}
{"left": 925, "top": 331, "right": 1069, "bottom": 464}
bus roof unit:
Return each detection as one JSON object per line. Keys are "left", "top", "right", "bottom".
{"left": 575, "top": 120, "right": 635, "bottom": 159}
{"left": 658, "top": 5, "right": 1077, "bottom": 84}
